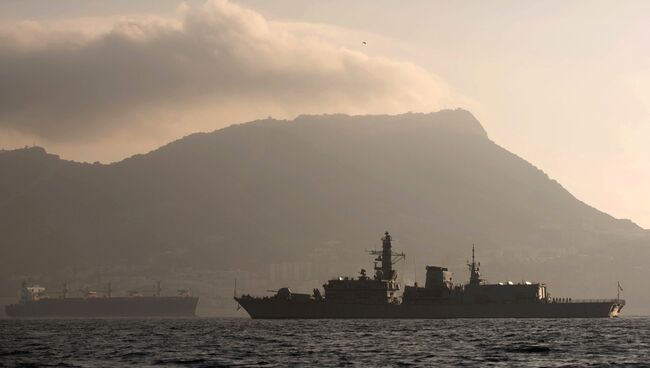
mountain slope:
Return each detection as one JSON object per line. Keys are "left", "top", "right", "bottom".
{"left": 1, "top": 109, "right": 648, "bottom": 313}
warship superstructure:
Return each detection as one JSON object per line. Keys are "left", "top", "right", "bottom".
{"left": 5, "top": 282, "right": 198, "bottom": 318}
{"left": 235, "top": 232, "right": 625, "bottom": 319}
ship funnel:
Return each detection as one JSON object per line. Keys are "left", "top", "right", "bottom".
{"left": 425, "top": 266, "right": 453, "bottom": 289}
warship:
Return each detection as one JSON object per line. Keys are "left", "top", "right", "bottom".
{"left": 235, "top": 232, "right": 625, "bottom": 319}
{"left": 5, "top": 281, "right": 198, "bottom": 318}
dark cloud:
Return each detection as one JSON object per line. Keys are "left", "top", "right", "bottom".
{"left": 0, "top": 0, "right": 455, "bottom": 144}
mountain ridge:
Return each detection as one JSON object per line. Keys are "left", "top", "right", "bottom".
{"left": 1, "top": 109, "right": 648, "bottom": 313}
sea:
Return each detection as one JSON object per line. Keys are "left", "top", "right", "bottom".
{"left": 1, "top": 317, "right": 648, "bottom": 367}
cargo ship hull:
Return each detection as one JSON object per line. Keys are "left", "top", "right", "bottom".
{"left": 236, "top": 298, "right": 624, "bottom": 319}
{"left": 5, "top": 296, "right": 199, "bottom": 318}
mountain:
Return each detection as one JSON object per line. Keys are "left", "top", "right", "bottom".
{"left": 1, "top": 109, "right": 648, "bottom": 314}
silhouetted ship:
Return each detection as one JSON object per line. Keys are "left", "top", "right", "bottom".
{"left": 5, "top": 282, "right": 198, "bottom": 318}
{"left": 236, "top": 232, "right": 625, "bottom": 319}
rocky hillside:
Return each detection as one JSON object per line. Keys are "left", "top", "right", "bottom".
{"left": 1, "top": 109, "right": 648, "bottom": 313}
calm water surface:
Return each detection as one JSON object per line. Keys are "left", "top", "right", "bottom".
{"left": 1, "top": 317, "right": 648, "bottom": 367}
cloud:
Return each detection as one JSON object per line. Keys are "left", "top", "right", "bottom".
{"left": 0, "top": 0, "right": 461, "bottom": 160}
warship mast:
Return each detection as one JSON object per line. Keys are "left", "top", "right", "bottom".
{"left": 468, "top": 244, "right": 482, "bottom": 286}
{"left": 370, "top": 231, "right": 405, "bottom": 284}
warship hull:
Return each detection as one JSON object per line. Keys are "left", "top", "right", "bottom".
{"left": 236, "top": 298, "right": 624, "bottom": 319}
{"left": 235, "top": 232, "right": 626, "bottom": 319}
{"left": 5, "top": 296, "right": 199, "bottom": 318}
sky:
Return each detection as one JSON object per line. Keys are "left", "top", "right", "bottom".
{"left": 0, "top": 0, "right": 649, "bottom": 228}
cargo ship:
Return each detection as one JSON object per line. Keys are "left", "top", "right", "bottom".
{"left": 235, "top": 232, "right": 625, "bottom": 319}
{"left": 5, "top": 281, "right": 198, "bottom": 318}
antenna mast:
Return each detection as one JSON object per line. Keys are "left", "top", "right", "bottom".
{"left": 414, "top": 257, "right": 417, "bottom": 286}
{"left": 468, "top": 244, "right": 482, "bottom": 286}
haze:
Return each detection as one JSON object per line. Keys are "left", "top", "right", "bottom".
{"left": 0, "top": 0, "right": 650, "bottom": 227}
{"left": 0, "top": 0, "right": 650, "bottom": 221}
{"left": 0, "top": 0, "right": 648, "bottom": 229}
{"left": 2, "top": 1, "right": 650, "bottom": 318}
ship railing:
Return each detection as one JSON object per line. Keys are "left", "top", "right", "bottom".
{"left": 548, "top": 298, "right": 624, "bottom": 304}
